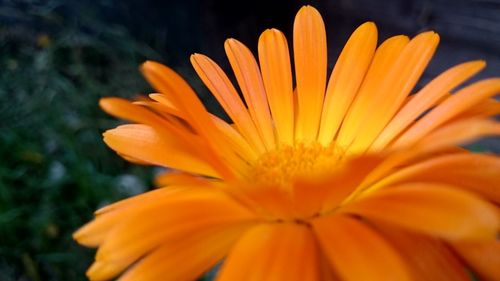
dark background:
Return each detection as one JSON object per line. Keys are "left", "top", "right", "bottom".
{"left": 1, "top": 0, "right": 499, "bottom": 280}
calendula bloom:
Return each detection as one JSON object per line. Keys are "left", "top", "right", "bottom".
{"left": 74, "top": 6, "right": 500, "bottom": 281}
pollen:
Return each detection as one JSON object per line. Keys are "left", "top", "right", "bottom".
{"left": 250, "top": 142, "right": 344, "bottom": 187}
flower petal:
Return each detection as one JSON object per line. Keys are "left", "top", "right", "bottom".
{"left": 291, "top": 154, "right": 382, "bottom": 218}
{"left": 394, "top": 78, "right": 500, "bottom": 148}
{"left": 217, "top": 223, "right": 319, "bottom": 281}
{"left": 312, "top": 215, "right": 411, "bottom": 281}
{"left": 210, "top": 114, "right": 258, "bottom": 164}
{"left": 84, "top": 188, "right": 256, "bottom": 280}
{"left": 73, "top": 186, "right": 188, "bottom": 247}
{"left": 456, "top": 98, "right": 500, "bottom": 119}
{"left": 368, "top": 153, "right": 500, "bottom": 204}
{"left": 293, "top": 6, "right": 327, "bottom": 142}
{"left": 452, "top": 240, "right": 500, "bottom": 281}
{"left": 191, "top": 54, "right": 265, "bottom": 153}
{"left": 147, "top": 93, "right": 186, "bottom": 119}
{"left": 318, "top": 22, "right": 378, "bottom": 145}
{"left": 371, "top": 60, "right": 486, "bottom": 151}
{"left": 226, "top": 182, "right": 295, "bottom": 221}
{"left": 100, "top": 97, "right": 167, "bottom": 127}
{"left": 412, "top": 118, "right": 500, "bottom": 154}
{"left": 377, "top": 224, "right": 471, "bottom": 281}
{"left": 346, "top": 31, "right": 440, "bottom": 153}
{"left": 117, "top": 223, "right": 251, "bottom": 281}
{"left": 336, "top": 35, "right": 409, "bottom": 149}
{"left": 103, "top": 124, "right": 219, "bottom": 177}
{"left": 100, "top": 97, "right": 202, "bottom": 152}
{"left": 345, "top": 183, "right": 499, "bottom": 241}
{"left": 154, "top": 171, "right": 205, "bottom": 187}
{"left": 258, "top": 28, "right": 294, "bottom": 145}
{"left": 224, "top": 38, "right": 276, "bottom": 150}
{"left": 141, "top": 61, "right": 235, "bottom": 179}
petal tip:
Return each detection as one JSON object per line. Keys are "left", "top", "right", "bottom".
{"left": 363, "top": 21, "right": 377, "bottom": 29}
{"left": 297, "top": 5, "right": 320, "bottom": 16}
{"left": 354, "top": 21, "right": 378, "bottom": 37}
{"left": 72, "top": 229, "right": 83, "bottom": 241}
{"left": 224, "top": 38, "right": 236, "bottom": 46}
{"left": 140, "top": 60, "right": 155, "bottom": 71}
{"left": 474, "top": 59, "right": 487, "bottom": 69}
{"left": 190, "top": 53, "right": 207, "bottom": 62}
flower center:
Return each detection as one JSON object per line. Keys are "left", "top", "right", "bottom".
{"left": 250, "top": 142, "right": 344, "bottom": 187}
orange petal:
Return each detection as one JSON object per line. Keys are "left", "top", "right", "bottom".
{"left": 118, "top": 153, "right": 151, "bottom": 165}
{"left": 290, "top": 154, "right": 383, "bottom": 218}
{"left": 217, "top": 223, "right": 319, "bottom": 281}
{"left": 141, "top": 61, "right": 235, "bottom": 179}
{"left": 312, "top": 215, "right": 411, "bottom": 281}
{"left": 377, "top": 224, "right": 471, "bottom": 281}
{"left": 117, "top": 223, "right": 252, "bottom": 281}
{"left": 346, "top": 31, "right": 440, "bottom": 153}
{"left": 154, "top": 171, "right": 205, "bottom": 188}
{"left": 371, "top": 60, "right": 486, "bottom": 151}
{"left": 101, "top": 97, "right": 200, "bottom": 147}
{"left": 318, "top": 22, "right": 378, "bottom": 145}
{"left": 319, "top": 250, "right": 341, "bottom": 281}
{"left": 293, "top": 6, "right": 327, "bottom": 142}
{"left": 100, "top": 97, "right": 165, "bottom": 126}
{"left": 190, "top": 54, "right": 265, "bottom": 153}
{"left": 226, "top": 182, "right": 295, "bottom": 221}
{"left": 452, "top": 239, "right": 500, "bottom": 281}
{"left": 132, "top": 100, "right": 186, "bottom": 126}
{"left": 258, "top": 29, "right": 294, "bottom": 145}
{"left": 363, "top": 119, "right": 499, "bottom": 193}
{"left": 336, "top": 35, "right": 409, "bottom": 149}
{"left": 358, "top": 146, "right": 471, "bottom": 195}
{"left": 224, "top": 38, "right": 276, "bottom": 150}
{"left": 73, "top": 186, "right": 188, "bottom": 247}
{"left": 456, "top": 98, "right": 500, "bottom": 120}
{"left": 345, "top": 183, "right": 499, "bottom": 241}
{"left": 145, "top": 93, "right": 187, "bottom": 119}
{"left": 210, "top": 114, "right": 257, "bottom": 163}
{"left": 368, "top": 153, "right": 500, "bottom": 204}
{"left": 85, "top": 188, "right": 256, "bottom": 280}
{"left": 413, "top": 118, "right": 500, "bottom": 153}
{"left": 103, "top": 124, "right": 219, "bottom": 177}
{"left": 394, "top": 78, "right": 500, "bottom": 148}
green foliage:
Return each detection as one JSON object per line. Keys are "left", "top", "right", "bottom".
{"left": 0, "top": 1, "right": 158, "bottom": 280}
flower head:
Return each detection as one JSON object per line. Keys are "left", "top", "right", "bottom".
{"left": 75, "top": 6, "right": 500, "bottom": 281}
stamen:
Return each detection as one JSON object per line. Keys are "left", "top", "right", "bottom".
{"left": 250, "top": 142, "right": 344, "bottom": 187}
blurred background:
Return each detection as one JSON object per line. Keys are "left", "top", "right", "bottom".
{"left": 1, "top": 0, "right": 499, "bottom": 280}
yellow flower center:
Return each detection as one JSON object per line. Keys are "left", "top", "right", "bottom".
{"left": 250, "top": 142, "right": 344, "bottom": 187}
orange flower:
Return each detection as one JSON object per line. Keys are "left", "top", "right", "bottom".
{"left": 74, "top": 6, "right": 500, "bottom": 281}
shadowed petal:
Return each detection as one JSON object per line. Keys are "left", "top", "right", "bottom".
{"left": 312, "top": 215, "right": 411, "bottom": 281}
{"left": 452, "top": 240, "right": 500, "bottom": 281}
{"left": 217, "top": 223, "right": 319, "bottom": 281}
{"left": 377, "top": 224, "right": 471, "bottom": 281}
